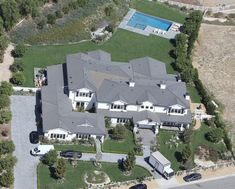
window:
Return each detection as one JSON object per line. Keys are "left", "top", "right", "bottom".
{"left": 50, "top": 134, "right": 53, "bottom": 138}
{"left": 150, "top": 106, "right": 153, "bottom": 109}
{"left": 89, "top": 93, "right": 92, "bottom": 97}
{"left": 63, "top": 134, "right": 65, "bottom": 139}
{"left": 141, "top": 105, "right": 144, "bottom": 108}
{"left": 76, "top": 92, "right": 79, "bottom": 97}
{"left": 146, "top": 106, "right": 149, "bottom": 109}
{"left": 56, "top": 134, "right": 60, "bottom": 138}
{"left": 53, "top": 134, "right": 56, "bottom": 138}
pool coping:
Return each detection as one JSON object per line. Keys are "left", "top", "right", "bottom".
{"left": 118, "top": 9, "right": 182, "bottom": 39}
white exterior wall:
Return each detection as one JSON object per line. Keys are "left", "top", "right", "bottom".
{"left": 44, "top": 128, "right": 104, "bottom": 143}
{"left": 126, "top": 105, "right": 138, "bottom": 111}
{"left": 154, "top": 106, "right": 167, "bottom": 113}
{"left": 97, "top": 102, "right": 109, "bottom": 110}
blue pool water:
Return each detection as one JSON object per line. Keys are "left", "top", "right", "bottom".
{"left": 127, "top": 12, "right": 172, "bottom": 31}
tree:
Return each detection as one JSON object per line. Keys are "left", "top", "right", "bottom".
{"left": 0, "top": 141, "right": 15, "bottom": 155}
{"left": 206, "top": 128, "right": 224, "bottom": 143}
{"left": 0, "top": 110, "right": 12, "bottom": 124}
{"left": 47, "top": 14, "right": 56, "bottom": 25}
{"left": 12, "top": 44, "right": 26, "bottom": 57}
{"left": 19, "top": 0, "right": 38, "bottom": 16}
{"left": 112, "top": 125, "right": 126, "bottom": 140}
{"left": 42, "top": 150, "right": 57, "bottom": 166}
{"left": 0, "top": 169, "right": 14, "bottom": 187}
{"left": 55, "top": 158, "right": 66, "bottom": 179}
{"left": 181, "top": 145, "right": 192, "bottom": 163}
{"left": 10, "top": 72, "right": 25, "bottom": 85}
{"left": 0, "top": 81, "right": 13, "bottom": 96}
{"left": 0, "top": 0, "right": 20, "bottom": 30}
{"left": 0, "top": 155, "right": 17, "bottom": 172}
{"left": 104, "top": 5, "right": 113, "bottom": 16}
{"left": 55, "top": 10, "right": 63, "bottom": 18}
{"left": 182, "top": 127, "right": 193, "bottom": 143}
{"left": 0, "top": 94, "right": 10, "bottom": 109}
{"left": 9, "top": 61, "right": 24, "bottom": 73}
{"left": 123, "top": 151, "right": 136, "bottom": 172}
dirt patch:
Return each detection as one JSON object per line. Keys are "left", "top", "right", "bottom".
{"left": 171, "top": 0, "right": 201, "bottom": 6}
{"left": 0, "top": 123, "right": 11, "bottom": 141}
{"left": 0, "top": 43, "right": 14, "bottom": 82}
{"left": 192, "top": 24, "right": 235, "bottom": 143}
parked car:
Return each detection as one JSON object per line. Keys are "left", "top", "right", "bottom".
{"left": 183, "top": 173, "right": 202, "bottom": 182}
{"left": 60, "top": 150, "right": 82, "bottom": 158}
{"left": 29, "top": 131, "right": 39, "bottom": 144}
{"left": 129, "top": 183, "right": 147, "bottom": 189}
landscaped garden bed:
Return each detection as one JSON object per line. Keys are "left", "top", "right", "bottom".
{"left": 37, "top": 161, "right": 151, "bottom": 189}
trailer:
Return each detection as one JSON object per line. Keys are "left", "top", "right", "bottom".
{"left": 31, "top": 145, "right": 54, "bottom": 156}
{"left": 149, "top": 151, "right": 174, "bottom": 179}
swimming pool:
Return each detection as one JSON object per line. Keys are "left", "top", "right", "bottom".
{"left": 127, "top": 12, "right": 172, "bottom": 31}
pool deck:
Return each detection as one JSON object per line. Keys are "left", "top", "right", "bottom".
{"left": 118, "top": 9, "right": 181, "bottom": 39}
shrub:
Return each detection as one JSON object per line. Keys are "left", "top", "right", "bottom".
{"left": 111, "top": 125, "right": 126, "bottom": 140}
{"left": 55, "top": 158, "right": 66, "bottom": 179}
{"left": 62, "top": 6, "right": 69, "bottom": 14}
{"left": 0, "top": 155, "right": 17, "bottom": 172}
{"left": 11, "top": 44, "right": 26, "bottom": 58}
{"left": 0, "top": 94, "right": 10, "bottom": 109}
{"left": 206, "top": 128, "right": 224, "bottom": 143}
{"left": 0, "top": 169, "right": 14, "bottom": 187}
{"left": 224, "top": 133, "right": 233, "bottom": 151}
{"left": 0, "top": 81, "right": 13, "bottom": 95}
{"left": 0, "top": 140, "right": 15, "bottom": 155}
{"left": 123, "top": 151, "right": 136, "bottom": 172}
{"left": 0, "top": 110, "right": 12, "bottom": 124}
{"left": 47, "top": 14, "right": 56, "bottom": 25}
{"left": 181, "top": 145, "right": 192, "bottom": 163}
{"left": 1, "top": 128, "right": 9, "bottom": 137}
{"left": 105, "top": 24, "right": 114, "bottom": 33}
{"left": 104, "top": 5, "right": 113, "bottom": 16}
{"left": 37, "top": 17, "right": 46, "bottom": 30}
{"left": 9, "top": 61, "right": 24, "bottom": 73}
{"left": 182, "top": 128, "right": 193, "bottom": 143}
{"left": 10, "top": 72, "right": 25, "bottom": 85}
{"left": 42, "top": 150, "right": 57, "bottom": 166}
{"left": 55, "top": 10, "right": 63, "bottom": 18}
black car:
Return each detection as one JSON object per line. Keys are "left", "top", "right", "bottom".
{"left": 183, "top": 173, "right": 202, "bottom": 182}
{"left": 129, "top": 184, "right": 147, "bottom": 189}
{"left": 60, "top": 150, "right": 82, "bottom": 158}
{"left": 29, "top": 131, "right": 39, "bottom": 144}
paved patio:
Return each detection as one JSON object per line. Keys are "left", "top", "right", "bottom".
{"left": 138, "top": 129, "right": 156, "bottom": 146}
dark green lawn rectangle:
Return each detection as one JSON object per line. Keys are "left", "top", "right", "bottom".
{"left": 131, "top": 0, "right": 186, "bottom": 23}
{"left": 103, "top": 129, "right": 138, "bottom": 154}
{"left": 22, "top": 29, "right": 175, "bottom": 86}
{"left": 54, "top": 144, "right": 95, "bottom": 153}
{"left": 38, "top": 161, "right": 151, "bottom": 189}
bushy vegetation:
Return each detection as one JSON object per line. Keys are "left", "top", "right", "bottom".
{"left": 42, "top": 150, "right": 58, "bottom": 166}
{"left": 10, "top": 0, "right": 129, "bottom": 44}
{"left": 0, "top": 94, "right": 10, "bottom": 109}
{"left": 206, "top": 128, "right": 224, "bottom": 143}
{"left": 11, "top": 43, "right": 26, "bottom": 58}
{"left": 111, "top": 125, "right": 126, "bottom": 140}
{"left": 55, "top": 158, "right": 66, "bottom": 179}
{"left": 0, "top": 81, "right": 13, "bottom": 96}
{"left": 10, "top": 72, "right": 25, "bottom": 85}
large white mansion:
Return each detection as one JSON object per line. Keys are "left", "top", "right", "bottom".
{"left": 41, "top": 50, "right": 192, "bottom": 143}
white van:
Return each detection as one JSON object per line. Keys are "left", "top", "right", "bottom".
{"left": 31, "top": 145, "right": 54, "bottom": 156}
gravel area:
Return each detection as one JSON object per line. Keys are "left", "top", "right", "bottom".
{"left": 11, "top": 95, "right": 39, "bottom": 189}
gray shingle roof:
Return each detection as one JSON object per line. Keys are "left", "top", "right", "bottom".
{"left": 41, "top": 85, "right": 106, "bottom": 135}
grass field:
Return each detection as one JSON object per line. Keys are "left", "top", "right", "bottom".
{"left": 103, "top": 129, "right": 138, "bottom": 154}
{"left": 38, "top": 161, "right": 151, "bottom": 189}
{"left": 187, "top": 84, "right": 201, "bottom": 103}
{"left": 22, "top": 29, "right": 175, "bottom": 86}
{"left": 54, "top": 144, "right": 95, "bottom": 153}
{"left": 132, "top": 0, "right": 186, "bottom": 23}
{"left": 158, "top": 124, "right": 227, "bottom": 171}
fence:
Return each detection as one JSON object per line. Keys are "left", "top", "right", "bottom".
{"left": 175, "top": 160, "right": 235, "bottom": 176}
{"left": 157, "top": 0, "right": 235, "bottom": 13}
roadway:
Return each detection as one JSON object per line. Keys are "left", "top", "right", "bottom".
{"left": 169, "top": 175, "right": 235, "bottom": 189}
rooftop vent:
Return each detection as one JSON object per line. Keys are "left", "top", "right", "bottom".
{"left": 128, "top": 79, "right": 135, "bottom": 87}
{"left": 185, "top": 92, "right": 190, "bottom": 100}
{"left": 160, "top": 81, "right": 166, "bottom": 89}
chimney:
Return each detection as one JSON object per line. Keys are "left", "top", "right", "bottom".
{"left": 185, "top": 92, "right": 190, "bottom": 100}
{"left": 128, "top": 79, "right": 135, "bottom": 87}
{"left": 160, "top": 81, "right": 166, "bottom": 89}
{"left": 176, "top": 73, "right": 181, "bottom": 82}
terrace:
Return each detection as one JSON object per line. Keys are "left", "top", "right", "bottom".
{"left": 119, "top": 9, "right": 182, "bottom": 39}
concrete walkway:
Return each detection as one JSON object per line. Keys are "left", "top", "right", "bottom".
{"left": 0, "top": 43, "right": 14, "bottom": 82}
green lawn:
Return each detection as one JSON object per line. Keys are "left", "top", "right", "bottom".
{"left": 54, "top": 144, "right": 95, "bottom": 153}
{"left": 38, "top": 161, "right": 151, "bottom": 189}
{"left": 131, "top": 0, "right": 186, "bottom": 23}
{"left": 158, "top": 124, "right": 227, "bottom": 171}
{"left": 187, "top": 84, "right": 201, "bottom": 103}
{"left": 22, "top": 29, "right": 175, "bottom": 86}
{"left": 103, "top": 129, "right": 138, "bottom": 154}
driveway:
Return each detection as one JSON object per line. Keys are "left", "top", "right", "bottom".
{"left": 137, "top": 129, "right": 156, "bottom": 146}
{"left": 11, "top": 95, "right": 39, "bottom": 189}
